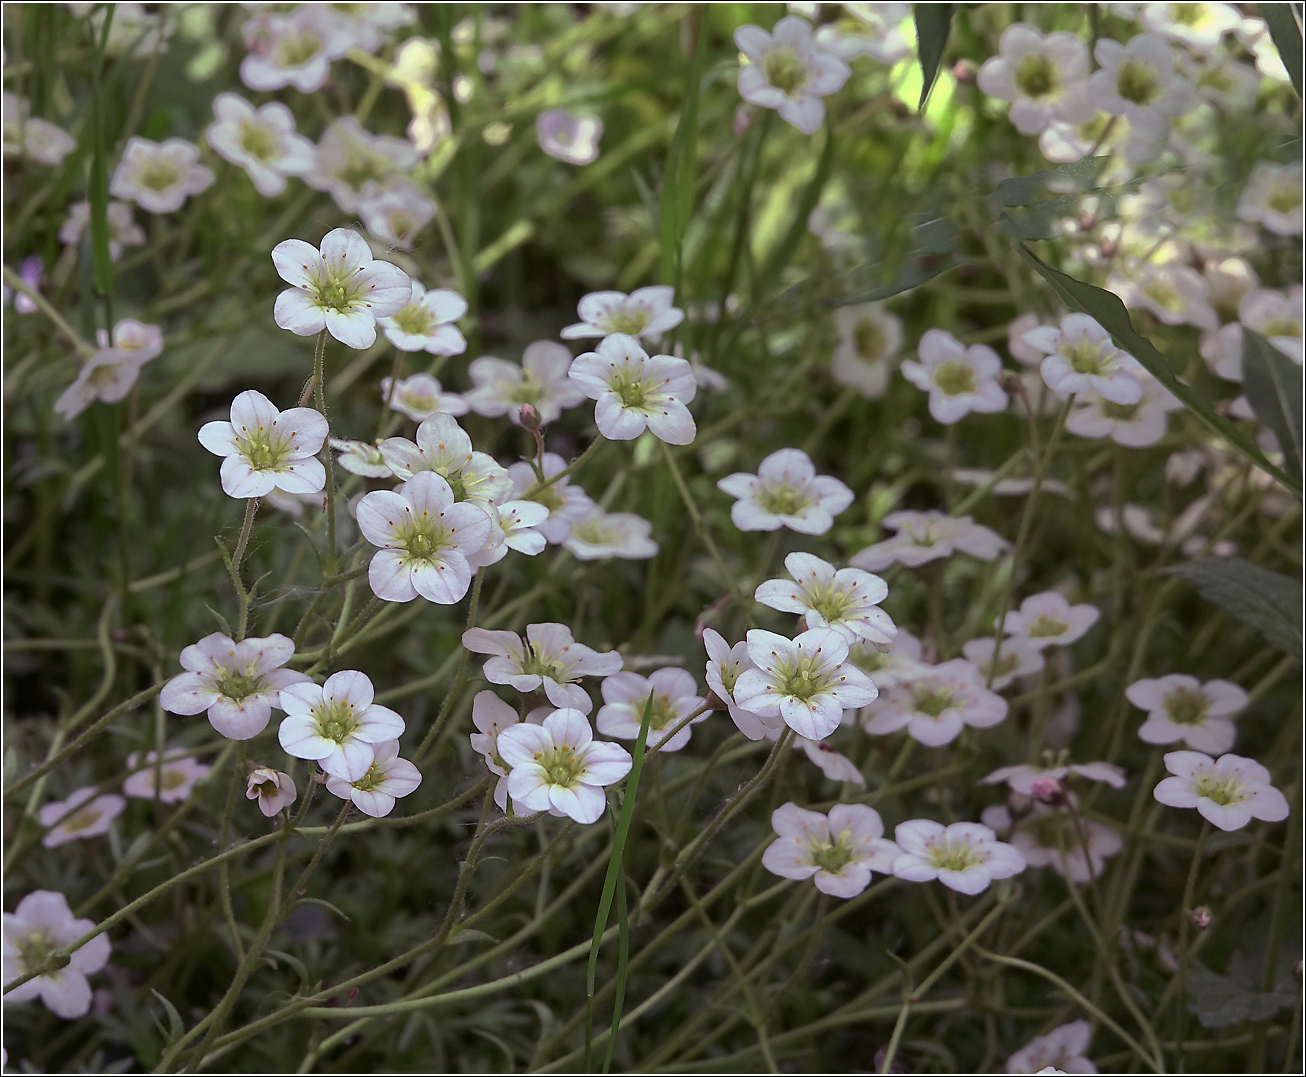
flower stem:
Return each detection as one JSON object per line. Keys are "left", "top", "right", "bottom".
{"left": 313, "top": 330, "right": 338, "bottom": 577}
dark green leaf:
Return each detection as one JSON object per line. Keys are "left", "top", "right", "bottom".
{"left": 991, "top": 158, "right": 1118, "bottom": 240}
{"left": 659, "top": 28, "right": 706, "bottom": 289}
{"left": 1242, "top": 329, "right": 1303, "bottom": 484}
{"left": 914, "top": 4, "right": 955, "bottom": 111}
{"left": 1165, "top": 558, "right": 1303, "bottom": 655}
{"left": 1259, "top": 3, "right": 1303, "bottom": 100}
{"left": 88, "top": 6, "right": 116, "bottom": 298}
{"left": 149, "top": 989, "right": 185, "bottom": 1045}
{"left": 1186, "top": 961, "right": 1295, "bottom": 1029}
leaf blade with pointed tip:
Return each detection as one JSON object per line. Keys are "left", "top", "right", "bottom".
{"left": 1164, "top": 558, "right": 1303, "bottom": 656}
{"left": 915, "top": 4, "right": 955, "bottom": 111}
{"left": 1241, "top": 328, "right": 1303, "bottom": 485}
{"left": 1259, "top": 2, "right": 1303, "bottom": 100}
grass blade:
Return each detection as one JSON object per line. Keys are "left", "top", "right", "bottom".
{"left": 914, "top": 3, "right": 955, "bottom": 111}
{"left": 1242, "top": 328, "right": 1303, "bottom": 485}
{"left": 89, "top": 4, "right": 116, "bottom": 304}
{"left": 659, "top": 19, "right": 706, "bottom": 290}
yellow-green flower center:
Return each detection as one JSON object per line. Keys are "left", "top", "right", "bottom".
{"left": 605, "top": 309, "right": 651, "bottom": 336}
{"left": 811, "top": 833, "right": 856, "bottom": 874}
{"left": 239, "top": 120, "right": 278, "bottom": 162}
{"left": 781, "top": 655, "right": 832, "bottom": 702}
{"left": 764, "top": 48, "right": 807, "bottom": 96}
{"left": 1026, "top": 614, "right": 1070, "bottom": 639}
{"left": 757, "top": 481, "right": 813, "bottom": 517}
{"left": 1191, "top": 772, "right": 1244, "bottom": 806}
{"left": 1266, "top": 183, "right": 1303, "bottom": 215}
{"left": 1162, "top": 687, "right": 1209, "bottom": 726}
{"left": 17, "top": 929, "right": 53, "bottom": 970}
{"left": 805, "top": 581, "right": 856, "bottom": 625}
{"left": 934, "top": 360, "right": 977, "bottom": 396}
{"left": 928, "top": 836, "right": 985, "bottom": 872}
{"left": 61, "top": 806, "right": 103, "bottom": 833}
{"left": 391, "top": 303, "right": 435, "bottom": 337}
{"left": 912, "top": 685, "right": 956, "bottom": 718}
{"left": 313, "top": 700, "right": 360, "bottom": 744}
{"left": 237, "top": 427, "right": 296, "bottom": 473}
{"left": 610, "top": 368, "right": 649, "bottom": 408}
{"left": 1014, "top": 52, "right": 1058, "bottom": 99}
{"left": 139, "top": 160, "right": 181, "bottom": 192}
{"left": 212, "top": 669, "right": 262, "bottom": 702}
{"left": 854, "top": 318, "right": 885, "bottom": 360}
{"left": 1117, "top": 60, "right": 1162, "bottom": 106}
{"left": 351, "top": 759, "right": 386, "bottom": 792}
{"left": 538, "top": 745, "right": 584, "bottom": 788}
{"left": 1062, "top": 340, "right": 1113, "bottom": 375}
{"left": 274, "top": 31, "right": 323, "bottom": 68}
{"left": 396, "top": 512, "right": 455, "bottom": 563}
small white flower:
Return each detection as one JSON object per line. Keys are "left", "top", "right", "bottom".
{"left": 1127, "top": 674, "right": 1247, "bottom": 754}
{"left": 198, "top": 389, "right": 328, "bottom": 499}
{"left": 561, "top": 286, "right": 684, "bottom": 341}
{"left": 464, "top": 499, "right": 550, "bottom": 568}
{"left": 54, "top": 319, "right": 164, "bottom": 421}
{"left": 1038, "top": 110, "right": 1120, "bottom": 165}
{"left": 161, "top": 632, "right": 310, "bottom": 740}
{"left": 815, "top": 3, "right": 911, "bottom": 65}
{"left": 733, "top": 627, "right": 878, "bottom": 741}
{"left": 1110, "top": 262, "right": 1217, "bottom": 331}
{"left": 272, "top": 227, "right": 412, "bottom": 349}
{"left": 206, "top": 92, "right": 316, "bottom": 197}
{"left": 38, "top": 788, "right": 126, "bottom": 849}
{"left": 1180, "top": 49, "right": 1261, "bottom": 111}
{"left": 356, "top": 472, "right": 495, "bottom": 604}
{"left": 1086, "top": 33, "right": 1195, "bottom": 129}
{"left": 755, "top": 551, "right": 895, "bottom": 648}
{"left": 596, "top": 669, "right": 707, "bottom": 753}
{"left": 891, "top": 819, "right": 1026, "bottom": 895}
{"left": 977, "top": 25, "right": 1096, "bottom": 135}
{"left": 507, "top": 452, "right": 596, "bottom": 543}
{"left": 2, "top": 891, "right": 111, "bottom": 1020}
{"left": 1239, "top": 287, "right": 1303, "bottom": 364}
{"left": 1236, "top": 161, "right": 1303, "bottom": 236}
{"left": 982, "top": 761, "right": 1127, "bottom": 796}
{"left": 536, "top": 109, "right": 603, "bottom": 165}
{"left": 466, "top": 341, "right": 585, "bottom": 425}
{"left": 376, "top": 281, "right": 467, "bottom": 354}
{"left": 961, "top": 636, "right": 1045, "bottom": 691}
{"left": 734, "top": 16, "right": 851, "bottom": 134}
{"left": 568, "top": 333, "right": 697, "bottom": 444}
{"left": 320, "top": 2, "right": 416, "bottom": 53}
{"left": 498, "top": 709, "right": 632, "bottom": 824}
{"left": 1140, "top": 2, "right": 1242, "bottom": 52}
{"left": 304, "top": 116, "right": 420, "bottom": 214}
{"left": 982, "top": 799, "right": 1123, "bottom": 884}
{"left": 330, "top": 438, "right": 392, "bottom": 478}
{"left": 862, "top": 660, "right": 1008, "bottom": 747}
{"left": 240, "top": 7, "right": 352, "bottom": 93}
{"left": 110, "top": 136, "right": 214, "bottom": 215}
{"left": 462, "top": 623, "right": 623, "bottom": 714}
{"left": 470, "top": 691, "right": 548, "bottom": 809}
{"left": 357, "top": 178, "right": 437, "bottom": 251}
{"left": 325, "top": 740, "right": 422, "bottom": 818}
{"left": 279, "top": 670, "right": 405, "bottom": 780}
{"left": 831, "top": 303, "right": 903, "bottom": 399}
{"left": 1006, "top": 1019, "right": 1097, "bottom": 1074}
{"left": 380, "top": 372, "right": 470, "bottom": 421}
{"left": 246, "top": 767, "right": 297, "bottom": 817}
{"left": 762, "top": 802, "right": 899, "bottom": 898}
{"left": 563, "top": 507, "right": 659, "bottom": 560}
{"left": 1153, "top": 751, "right": 1289, "bottom": 831}
{"left": 122, "top": 752, "right": 211, "bottom": 803}
{"left": 845, "top": 627, "right": 930, "bottom": 691}
{"left": 902, "top": 330, "right": 1009, "bottom": 424}
{"left": 3, "top": 93, "right": 76, "bottom": 166}
{"left": 703, "top": 628, "right": 782, "bottom": 741}
{"left": 58, "top": 201, "right": 145, "bottom": 262}
{"left": 788, "top": 732, "right": 866, "bottom": 786}
{"left": 718, "top": 448, "right": 853, "bottom": 535}
{"left": 1004, "top": 592, "right": 1100, "bottom": 651}
{"left": 1064, "top": 371, "right": 1182, "bottom": 448}
{"left": 378, "top": 415, "right": 512, "bottom": 505}
{"left": 1020, "top": 314, "right": 1143, "bottom": 405}
{"left": 850, "top": 510, "right": 1008, "bottom": 571}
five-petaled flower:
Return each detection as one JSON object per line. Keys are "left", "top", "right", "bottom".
{"left": 462, "top": 623, "right": 623, "bottom": 714}
{"left": 862, "top": 659, "right": 1008, "bottom": 747}
{"left": 733, "top": 16, "right": 851, "bottom": 134}
{"left": 122, "top": 752, "right": 211, "bottom": 803}
{"left": 38, "top": 788, "right": 126, "bottom": 849}
{"left": 497, "top": 709, "right": 632, "bottom": 824}
{"left": 755, "top": 551, "right": 896, "bottom": 649}
{"left": 561, "top": 287, "right": 684, "bottom": 341}
{"left": 1003, "top": 592, "right": 1100, "bottom": 651}
{"left": 901, "top": 329, "right": 1009, "bottom": 425}
{"left": 595, "top": 669, "right": 708, "bottom": 753}
{"left": 2, "top": 891, "right": 112, "bottom": 1020}
{"left": 278, "top": 670, "right": 406, "bottom": 781}
{"left": 1153, "top": 751, "right": 1289, "bottom": 831}
{"left": 763, "top": 802, "right": 900, "bottom": 898}
{"left": 324, "top": 740, "right": 422, "bottom": 818}
{"left": 718, "top": 448, "right": 853, "bottom": 535}
{"left": 568, "top": 333, "right": 697, "bottom": 444}
{"left": 891, "top": 819, "right": 1026, "bottom": 895}
{"left": 198, "top": 390, "right": 329, "bottom": 499}
{"left": 1128, "top": 674, "right": 1248, "bottom": 754}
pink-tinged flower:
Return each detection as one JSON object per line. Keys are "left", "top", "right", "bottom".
{"left": 320, "top": 2, "right": 415, "bottom": 53}
{"left": 703, "top": 628, "right": 782, "bottom": 741}
{"left": 536, "top": 109, "right": 603, "bottom": 165}
{"left": 982, "top": 761, "right": 1127, "bottom": 796}
{"left": 734, "top": 16, "right": 851, "bottom": 135}
{"left": 357, "top": 178, "right": 436, "bottom": 251}
{"left": 206, "top": 92, "right": 315, "bottom": 197}
{"left": 109, "top": 136, "right": 214, "bottom": 214}
{"left": 356, "top": 472, "right": 494, "bottom": 604}
{"left": 1086, "top": 33, "right": 1195, "bottom": 128}
{"left": 1236, "top": 161, "right": 1303, "bottom": 236}
{"left": 1109, "top": 262, "right": 1217, "bottom": 331}
{"left": 756, "top": 552, "right": 895, "bottom": 649}
{"left": 463, "top": 499, "right": 549, "bottom": 569}
{"left": 246, "top": 767, "right": 297, "bottom": 817}
{"left": 304, "top": 116, "right": 420, "bottom": 214}
{"left": 3, "top": 92, "right": 77, "bottom": 166}
{"left": 54, "top": 319, "right": 164, "bottom": 421}
{"left": 1127, "top": 674, "right": 1247, "bottom": 754}
{"left": 161, "top": 632, "right": 310, "bottom": 740}
{"left": 976, "top": 25, "right": 1095, "bottom": 135}
{"left": 377, "top": 281, "right": 468, "bottom": 354}
{"left": 901, "top": 330, "right": 1008, "bottom": 424}
{"left": 850, "top": 510, "right": 1008, "bottom": 571}
{"left": 1007, "top": 313, "right": 1045, "bottom": 366}
{"left": 1238, "top": 287, "right": 1304, "bottom": 364}
{"left": 891, "top": 819, "right": 1026, "bottom": 895}
{"left": 718, "top": 448, "right": 853, "bottom": 535}
{"left": 596, "top": 669, "right": 707, "bottom": 753}
{"left": 507, "top": 452, "right": 597, "bottom": 543}
{"left": 845, "top": 628, "right": 930, "bottom": 691}
{"left": 831, "top": 303, "right": 903, "bottom": 398}
{"left": 466, "top": 341, "right": 585, "bottom": 425}
{"left": 862, "top": 659, "right": 1008, "bottom": 747}
{"left": 278, "top": 670, "right": 405, "bottom": 781}
{"left": 498, "top": 708, "right": 632, "bottom": 824}
{"left": 763, "top": 803, "right": 899, "bottom": 898}
{"left": 379, "top": 372, "right": 470, "bottom": 421}
{"left": 1153, "top": 751, "right": 1289, "bottom": 831}
{"left": 58, "top": 201, "right": 144, "bottom": 262}
{"left": 563, "top": 507, "right": 659, "bottom": 560}
{"left": 1140, "top": 2, "right": 1241, "bottom": 52}
{"left": 568, "top": 333, "right": 696, "bottom": 444}
{"left": 1004, "top": 592, "right": 1100, "bottom": 651}
{"left": 378, "top": 415, "right": 512, "bottom": 506}
{"left": 122, "top": 752, "right": 211, "bottom": 803}
{"left": 1006, "top": 1019, "right": 1097, "bottom": 1074}
{"left": 271, "top": 227, "right": 412, "bottom": 349}
{"left": 1064, "top": 371, "right": 1182, "bottom": 448}
{"left": 330, "top": 438, "right": 391, "bottom": 478}
{"left": 1020, "top": 314, "right": 1143, "bottom": 404}
{"left": 2, "top": 891, "right": 111, "bottom": 1020}
{"left": 733, "top": 627, "right": 878, "bottom": 741}
{"left": 561, "top": 286, "right": 685, "bottom": 341}
{"left": 961, "top": 635, "right": 1045, "bottom": 691}
{"left": 982, "top": 798, "right": 1123, "bottom": 884}
{"left": 324, "top": 740, "right": 422, "bottom": 818}
{"left": 239, "top": 7, "right": 352, "bottom": 93}
{"left": 814, "top": 3, "right": 911, "bottom": 65}
{"left": 198, "top": 389, "right": 328, "bottom": 499}
{"left": 37, "top": 787, "right": 125, "bottom": 848}
{"left": 791, "top": 732, "right": 866, "bottom": 786}
{"left": 470, "top": 691, "right": 549, "bottom": 809}
{"left": 462, "top": 623, "right": 623, "bottom": 714}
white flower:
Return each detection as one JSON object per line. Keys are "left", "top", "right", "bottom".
{"left": 1038, "top": 111, "right": 1121, "bottom": 165}
{"left": 845, "top": 627, "right": 930, "bottom": 691}
{"left": 1064, "top": 372, "right": 1182, "bottom": 448}
{"left": 109, "top": 136, "right": 214, "bottom": 214}
{"left": 568, "top": 333, "right": 697, "bottom": 444}
{"left": 1236, "top": 161, "right": 1303, "bottom": 236}
{"left": 596, "top": 669, "right": 707, "bottom": 753}
{"left": 330, "top": 438, "right": 392, "bottom": 478}
{"left": 498, "top": 709, "right": 632, "bottom": 824}
{"left": 560, "top": 286, "right": 685, "bottom": 341}
{"left": 321, "top": 2, "right": 416, "bottom": 53}
{"left": 982, "top": 761, "right": 1127, "bottom": 796}
{"left": 54, "top": 319, "right": 164, "bottom": 421}
{"left": 206, "top": 92, "right": 315, "bottom": 197}
{"left": 1153, "top": 751, "right": 1289, "bottom": 831}
{"left": 356, "top": 472, "right": 494, "bottom": 604}
{"left": 507, "top": 452, "right": 596, "bottom": 543}
{"left": 58, "top": 201, "right": 145, "bottom": 262}
{"left": 198, "top": 389, "right": 328, "bottom": 499}
{"left": 325, "top": 740, "right": 422, "bottom": 818}
{"left": 982, "top": 799, "right": 1123, "bottom": 884}
{"left": 1180, "top": 49, "right": 1261, "bottom": 110}
{"left": 1110, "top": 262, "right": 1217, "bottom": 331}
{"left": 1087, "top": 33, "right": 1195, "bottom": 129}
{"left": 1020, "top": 314, "right": 1143, "bottom": 405}
{"left": 278, "top": 670, "right": 405, "bottom": 780}
{"left": 2, "top": 891, "right": 111, "bottom": 1020}
{"left": 464, "top": 500, "right": 550, "bottom": 568}
{"left": 1004, "top": 592, "right": 1100, "bottom": 650}
{"left": 902, "top": 330, "right": 1008, "bottom": 424}
{"left": 718, "top": 448, "right": 853, "bottom": 535}
{"left": 977, "top": 25, "right": 1095, "bottom": 135}
{"left": 161, "top": 632, "right": 310, "bottom": 740}
{"left": 734, "top": 16, "right": 851, "bottom": 134}
{"left": 304, "top": 116, "right": 420, "bottom": 214}
{"left": 246, "top": 767, "right": 297, "bottom": 817}
{"left": 891, "top": 820, "right": 1026, "bottom": 895}
{"left": 463, "top": 623, "right": 623, "bottom": 714}
{"left": 1140, "top": 2, "right": 1241, "bottom": 52}
{"left": 1127, "top": 674, "right": 1247, "bottom": 754}
{"left": 788, "top": 732, "right": 866, "bottom": 786}
{"left": 1239, "top": 287, "right": 1304, "bottom": 364}
{"left": 122, "top": 752, "right": 211, "bottom": 803}
{"left": 755, "top": 551, "right": 895, "bottom": 648}
{"left": 3, "top": 93, "right": 76, "bottom": 166}
{"left": 357, "top": 178, "right": 437, "bottom": 251}
{"left": 831, "top": 303, "right": 903, "bottom": 398}
{"left": 38, "top": 788, "right": 126, "bottom": 849}
{"left": 733, "top": 627, "right": 878, "bottom": 741}
{"left": 536, "top": 109, "right": 603, "bottom": 165}
{"left": 762, "top": 803, "right": 899, "bottom": 898}
{"left": 961, "top": 636, "right": 1045, "bottom": 691}
{"left": 1006, "top": 1019, "right": 1097, "bottom": 1074}
{"left": 563, "top": 507, "right": 659, "bottom": 560}
{"left": 850, "top": 510, "right": 1008, "bottom": 571}
{"left": 862, "top": 659, "right": 1008, "bottom": 747}
{"left": 470, "top": 691, "right": 549, "bottom": 809}
{"left": 466, "top": 341, "right": 585, "bottom": 425}
{"left": 240, "top": 7, "right": 352, "bottom": 93}
{"left": 376, "top": 281, "right": 467, "bottom": 354}
{"left": 815, "top": 3, "right": 911, "bottom": 65}
{"left": 272, "top": 227, "right": 412, "bottom": 349}
{"left": 380, "top": 372, "right": 470, "bottom": 421}
{"left": 378, "top": 415, "right": 512, "bottom": 505}
{"left": 703, "top": 628, "right": 782, "bottom": 741}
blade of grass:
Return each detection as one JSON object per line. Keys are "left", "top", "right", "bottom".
{"left": 601, "top": 863, "right": 631, "bottom": 1074}
{"left": 659, "top": 17, "right": 706, "bottom": 290}
{"left": 89, "top": 4, "right": 116, "bottom": 318}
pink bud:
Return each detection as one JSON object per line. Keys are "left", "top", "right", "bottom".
{"left": 518, "top": 403, "right": 542, "bottom": 431}
{"left": 1029, "top": 776, "right": 1064, "bottom": 804}
{"left": 1189, "top": 905, "right": 1213, "bottom": 931}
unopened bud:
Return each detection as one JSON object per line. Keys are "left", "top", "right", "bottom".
{"left": 518, "top": 404, "right": 542, "bottom": 431}
{"left": 1189, "top": 905, "right": 1213, "bottom": 931}
{"left": 952, "top": 59, "right": 977, "bottom": 84}
{"left": 1030, "top": 775, "right": 1065, "bottom": 805}
{"left": 1002, "top": 372, "right": 1027, "bottom": 397}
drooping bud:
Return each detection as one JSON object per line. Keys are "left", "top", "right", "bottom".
{"left": 1189, "top": 905, "right": 1213, "bottom": 931}
{"left": 518, "top": 403, "right": 542, "bottom": 431}
{"left": 1029, "top": 775, "right": 1065, "bottom": 805}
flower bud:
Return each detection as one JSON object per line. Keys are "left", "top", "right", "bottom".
{"left": 1030, "top": 775, "right": 1065, "bottom": 805}
{"left": 1189, "top": 905, "right": 1213, "bottom": 931}
{"left": 518, "top": 403, "right": 542, "bottom": 431}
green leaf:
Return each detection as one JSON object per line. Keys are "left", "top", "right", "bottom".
{"left": 1005, "top": 238, "right": 1300, "bottom": 494}
{"left": 1164, "top": 558, "right": 1303, "bottom": 656}
{"left": 88, "top": 5, "right": 116, "bottom": 298}
{"left": 149, "top": 989, "right": 185, "bottom": 1046}
{"left": 659, "top": 27, "right": 706, "bottom": 289}
{"left": 914, "top": 3, "right": 955, "bottom": 111}
{"left": 759, "top": 124, "right": 836, "bottom": 287}
{"left": 1259, "top": 2, "right": 1303, "bottom": 100}
{"left": 1186, "top": 960, "right": 1295, "bottom": 1029}
{"left": 991, "top": 157, "right": 1120, "bottom": 241}
{"left": 1242, "top": 329, "right": 1303, "bottom": 484}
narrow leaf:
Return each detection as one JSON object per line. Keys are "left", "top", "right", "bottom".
{"left": 914, "top": 3, "right": 955, "bottom": 111}
{"left": 1241, "top": 328, "right": 1303, "bottom": 484}
{"left": 1165, "top": 558, "right": 1303, "bottom": 656}
{"left": 88, "top": 5, "right": 116, "bottom": 298}
{"left": 1259, "top": 2, "right": 1303, "bottom": 100}
{"left": 659, "top": 27, "right": 706, "bottom": 288}
{"left": 760, "top": 124, "right": 835, "bottom": 287}
{"left": 149, "top": 989, "right": 185, "bottom": 1045}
